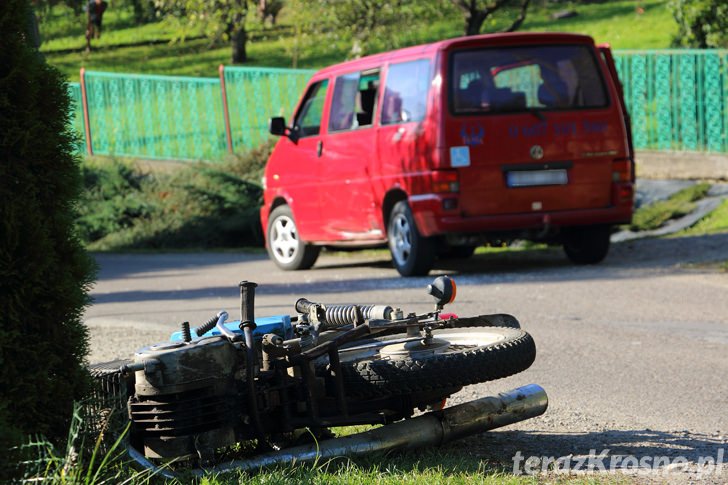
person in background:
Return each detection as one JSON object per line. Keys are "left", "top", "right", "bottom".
{"left": 85, "top": 0, "right": 108, "bottom": 52}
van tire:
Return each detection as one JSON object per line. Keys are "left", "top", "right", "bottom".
{"left": 387, "top": 201, "right": 435, "bottom": 276}
{"left": 267, "top": 205, "right": 320, "bottom": 270}
{"left": 562, "top": 224, "right": 611, "bottom": 264}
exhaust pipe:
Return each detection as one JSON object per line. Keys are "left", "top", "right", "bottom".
{"left": 197, "top": 384, "right": 547, "bottom": 475}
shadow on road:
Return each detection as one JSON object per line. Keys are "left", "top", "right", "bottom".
{"left": 91, "top": 233, "right": 728, "bottom": 305}
{"left": 322, "top": 232, "right": 728, "bottom": 276}
{"left": 92, "top": 251, "right": 268, "bottom": 280}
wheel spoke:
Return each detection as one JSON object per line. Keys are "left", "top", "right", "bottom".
{"left": 389, "top": 214, "right": 413, "bottom": 264}
{"left": 270, "top": 215, "right": 299, "bottom": 264}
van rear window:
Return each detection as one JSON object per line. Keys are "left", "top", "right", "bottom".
{"left": 450, "top": 45, "right": 608, "bottom": 115}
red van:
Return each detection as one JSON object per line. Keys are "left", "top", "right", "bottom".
{"left": 262, "top": 32, "right": 634, "bottom": 276}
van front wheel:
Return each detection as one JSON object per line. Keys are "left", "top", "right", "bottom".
{"left": 387, "top": 201, "right": 435, "bottom": 276}
{"left": 562, "top": 224, "right": 611, "bottom": 265}
{"left": 267, "top": 205, "right": 320, "bottom": 270}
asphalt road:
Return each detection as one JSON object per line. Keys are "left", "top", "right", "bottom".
{"left": 85, "top": 233, "right": 728, "bottom": 481}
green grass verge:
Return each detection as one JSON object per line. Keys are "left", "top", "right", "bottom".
{"left": 678, "top": 198, "right": 728, "bottom": 236}
{"left": 16, "top": 413, "right": 631, "bottom": 484}
{"left": 41, "top": 0, "right": 675, "bottom": 81}
{"left": 630, "top": 183, "right": 711, "bottom": 232}
{"left": 673, "top": 197, "right": 728, "bottom": 272}
{"left": 183, "top": 441, "right": 632, "bottom": 484}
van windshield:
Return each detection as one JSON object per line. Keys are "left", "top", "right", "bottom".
{"left": 450, "top": 45, "right": 608, "bottom": 115}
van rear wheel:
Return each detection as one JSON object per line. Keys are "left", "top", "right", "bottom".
{"left": 387, "top": 201, "right": 435, "bottom": 276}
{"left": 562, "top": 224, "right": 611, "bottom": 264}
{"left": 267, "top": 205, "right": 320, "bottom": 270}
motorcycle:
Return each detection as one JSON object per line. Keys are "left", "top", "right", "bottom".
{"left": 89, "top": 276, "right": 547, "bottom": 477}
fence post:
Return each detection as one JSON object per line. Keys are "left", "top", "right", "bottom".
{"left": 219, "top": 64, "right": 234, "bottom": 154}
{"left": 79, "top": 68, "right": 93, "bottom": 156}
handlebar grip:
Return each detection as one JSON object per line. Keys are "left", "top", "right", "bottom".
{"left": 295, "top": 297, "right": 317, "bottom": 314}
{"left": 239, "top": 281, "right": 257, "bottom": 328}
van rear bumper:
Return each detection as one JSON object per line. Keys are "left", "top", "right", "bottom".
{"left": 409, "top": 195, "right": 632, "bottom": 237}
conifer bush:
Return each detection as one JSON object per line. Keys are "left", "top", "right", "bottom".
{"left": 0, "top": 0, "right": 96, "bottom": 472}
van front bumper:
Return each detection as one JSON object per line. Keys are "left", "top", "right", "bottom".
{"left": 409, "top": 194, "right": 633, "bottom": 237}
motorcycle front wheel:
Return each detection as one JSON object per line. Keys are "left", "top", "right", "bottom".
{"left": 320, "top": 326, "right": 536, "bottom": 398}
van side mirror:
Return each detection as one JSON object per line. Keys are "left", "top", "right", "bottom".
{"left": 269, "top": 117, "right": 287, "bottom": 136}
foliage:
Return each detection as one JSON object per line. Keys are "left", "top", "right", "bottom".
{"left": 452, "top": 0, "right": 532, "bottom": 36}
{"left": 41, "top": 0, "right": 676, "bottom": 80}
{"left": 77, "top": 159, "right": 153, "bottom": 242}
{"left": 630, "top": 183, "right": 710, "bottom": 231}
{"left": 153, "top": 0, "right": 251, "bottom": 62}
{"left": 257, "top": 0, "right": 284, "bottom": 25}
{"left": 127, "top": 0, "right": 158, "bottom": 25}
{"left": 77, "top": 143, "right": 272, "bottom": 250}
{"left": 669, "top": 0, "right": 728, "bottom": 48}
{"left": 285, "top": 0, "right": 444, "bottom": 60}
{"left": 33, "top": 0, "right": 85, "bottom": 18}
{"left": 0, "top": 0, "right": 96, "bottom": 479}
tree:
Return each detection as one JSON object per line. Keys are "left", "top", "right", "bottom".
{"left": 257, "top": 0, "right": 283, "bottom": 25}
{"left": 451, "top": 0, "right": 531, "bottom": 36}
{"left": 0, "top": 0, "right": 95, "bottom": 472}
{"left": 30, "top": 0, "right": 85, "bottom": 18}
{"left": 669, "top": 0, "right": 728, "bottom": 48}
{"left": 154, "top": 0, "right": 251, "bottom": 63}
{"left": 285, "top": 0, "right": 440, "bottom": 61}
{"left": 128, "top": 0, "right": 158, "bottom": 24}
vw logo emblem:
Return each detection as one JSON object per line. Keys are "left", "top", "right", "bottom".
{"left": 530, "top": 145, "right": 544, "bottom": 160}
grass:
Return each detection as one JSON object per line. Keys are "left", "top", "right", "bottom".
{"left": 14, "top": 410, "right": 632, "bottom": 484}
{"left": 40, "top": 0, "right": 676, "bottom": 82}
{"left": 674, "top": 196, "right": 728, "bottom": 271}
{"left": 629, "top": 183, "right": 711, "bottom": 231}
{"left": 678, "top": 198, "right": 728, "bottom": 236}
{"left": 197, "top": 453, "right": 538, "bottom": 484}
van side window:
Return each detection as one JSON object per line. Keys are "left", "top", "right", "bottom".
{"left": 382, "top": 59, "right": 431, "bottom": 125}
{"left": 329, "top": 70, "right": 380, "bottom": 132}
{"left": 294, "top": 80, "right": 329, "bottom": 137}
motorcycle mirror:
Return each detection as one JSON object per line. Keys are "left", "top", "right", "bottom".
{"left": 427, "top": 276, "right": 457, "bottom": 310}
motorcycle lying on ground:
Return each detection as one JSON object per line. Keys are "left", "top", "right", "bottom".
{"left": 89, "top": 276, "right": 547, "bottom": 478}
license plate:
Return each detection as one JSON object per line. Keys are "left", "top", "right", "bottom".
{"left": 506, "top": 169, "right": 568, "bottom": 187}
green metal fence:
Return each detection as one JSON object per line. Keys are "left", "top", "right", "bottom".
{"left": 67, "top": 82, "right": 86, "bottom": 152}
{"left": 83, "top": 71, "right": 228, "bottom": 160}
{"left": 223, "top": 66, "right": 314, "bottom": 149}
{"left": 613, "top": 50, "right": 728, "bottom": 152}
{"left": 67, "top": 50, "right": 728, "bottom": 161}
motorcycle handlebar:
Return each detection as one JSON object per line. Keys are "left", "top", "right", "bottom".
{"left": 295, "top": 298, "right": 317, "bottom": 314}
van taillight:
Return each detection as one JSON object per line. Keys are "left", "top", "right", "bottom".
{"left": 612, "top": 158, "right": 633, "bottom": 182}
{"left": 432, "top": 170, "right": 460, "bottom": 193}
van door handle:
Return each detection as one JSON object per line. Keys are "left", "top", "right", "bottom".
{"left": 317, "top": 140, "right": 323, "bottom": 157}
{"left": 392, "top": 127, "right": 406, "bottom": 142}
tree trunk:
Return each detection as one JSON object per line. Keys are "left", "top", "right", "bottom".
{"left": 501, "top": 0, "right": 531, "bottom": 32}
{"left": 465, "top": 10, "right": 486, "bottom": 36}
{"left": 230, "top": 18, "right": 247, "bottom": 63}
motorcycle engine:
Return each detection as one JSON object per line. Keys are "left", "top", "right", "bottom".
{"left": 128, "top": 336, "right": 245, "bottom": 460}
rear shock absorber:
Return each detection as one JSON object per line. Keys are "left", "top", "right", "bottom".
{"left": 295, "top": 299, "right": 394, "bottom": 327}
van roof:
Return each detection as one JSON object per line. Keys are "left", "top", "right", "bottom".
{"left": 313, "top": 32, "right": 596, "bottom": 78}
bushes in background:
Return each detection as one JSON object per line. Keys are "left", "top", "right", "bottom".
{"left": 670, "top": 0, "right": 728, "bottom": 48}
{"left": 77, "top": 142, "right": 272, "bottom": 250}
{"left": 0, "top": 0, "right": 96, "bottom": 477}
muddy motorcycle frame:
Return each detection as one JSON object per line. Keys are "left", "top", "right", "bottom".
{"left": 91, "top": 277, "right": 547, "bottom": 477}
